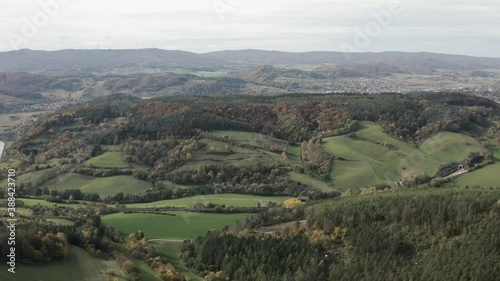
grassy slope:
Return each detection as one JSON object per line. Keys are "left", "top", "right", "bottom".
{"left": 84, "top": 151, "right": 128, "bottom": 168}
{"left": 288, "top": 171, "right": 336, "bottom": 192}
{"left": 124, "top": 194, "right": 290, "bottom": 208}
{"left": 444, "top": 164, "right": 500, "bottom": 188}
{"left": 419, "top": 132, "right": 487, "bottom": 162}
{"left": 102, "top": 212, "right": 252, "bottom": 239}
{"left": 46, "top": 173, "right": 152, "bottom": 197}
{"left": 331, "top": 160, "right": 393, "bottom": 192}
{"left": 211, "top": 130, "right": 287, "bottom": 150}
{"left": 0, "top": 111, "right": 48, "bottom": 133}
{"left": 323, "top": 122, "right": 488, "bottom": 190}
{"left": 0, "top": 198, "right": 78, "bottom": 208}
{"left": 0, "top": 246, "right": 126, "bottom": 281}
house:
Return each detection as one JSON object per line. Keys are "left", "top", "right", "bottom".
{"left": 297, "top": 196, "right": 310, "bottom": 203}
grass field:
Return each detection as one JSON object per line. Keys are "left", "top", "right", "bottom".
{"left": 487, "top": 138, "right": 500, "bottom": 160}
{"left": 174, "top": 138, "right": 278, "bottom": 173}
{"left": 419, "top": 132, "right": 487, "bottom": 162}
{"left": 211, "top": 130, "right": 288, "bottom": 150}
{"left": 84, "top": 151, "right": 128, "bottom": 168}
{"left": 322, "top": 122, "right": 489, "bottom": 190}
{"left": 0, "top": 246, "right": 126, "bottom": 281}
{"left": 125, "top": 194, "right": 290, "bottom": 208}
{"left": 45, "top": 173, "right": 152, "bottom": 198}
{"left": 151, "top": 241, "right": 203, "bottom": 281}
{"left": 45, "top": 218, "right": 75, "bottom": 226}
{"left": 444, "top": 164, "right": 500, "bottom": 188}
{"left": 0, "top": 111, "right": 48, "bottom": 133}
{"left": 102, "top": 211, "right": 252, "bottom": 239}
{"left": 0, "top": 198, "right": 78, "bottom": 208}
{"left": 288, "top": 172, "right": 336, "bottom": 192}
{"left": 331, "top": 160, "right": 394, "bottom": 192}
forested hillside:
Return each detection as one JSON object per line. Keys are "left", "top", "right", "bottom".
{"left": 182, "top": 188, "right": 500, "bottom": 281}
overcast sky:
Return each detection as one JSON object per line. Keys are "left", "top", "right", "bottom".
{"left": 1, "top": 0, "right": 499, "bottom": 57}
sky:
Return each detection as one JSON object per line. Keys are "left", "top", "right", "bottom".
{"left": 0, "top": 0, "right": 499, "bottom": 57}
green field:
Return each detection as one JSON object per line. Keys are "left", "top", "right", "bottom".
{"left": 45, "top": 218, "right": 75, "bottom": 226}
{"left": 487, "top": 138, "right": 500, "bottom": 160}
{"left": 211, "top": 130, "right": 288, "bottom": 150}
{"left": 322, "top": 122, "right": 488, "bottom": 190}
{"left": 125, "top": 194, "right": 290, "bottom": 208}
{"left": 331, "top": 160, "right": 393, "bottom": 191}
{"left": 102, "top": 211, "right": 252, "bottom": 239}
{"left": 45, "top": 173, "right": 152, "bottom": 198}
{"left": 0, "top": 111, "right": 48, "bottom": 133}
{"left": 288, "top": 172, "right": 336, "bottom": 192}
{"left": 444, "top": 164, "right": 500, "bottom": 188}
{"left": 150, "top": 241, "right": 203, "bottom": 281}
{"left": 84, "top": 151, "right": 128, "bottom": 168}
{"left": 0, "top": 198, "right": 78, "bottom": 208}
{"left": 0, "top": 246, "right": 126, "bottom": 281}
{"left": 173, "top": 138, "right": 278, "bottom": 173}
{"left": 419, "top": 132, "right": 487, "bottom": 162}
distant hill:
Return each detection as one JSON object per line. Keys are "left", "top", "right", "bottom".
{"left": 0, "top": 49, "right": 224, "bottom": 74}
{"left": 1, "top": 49, "right": 500, "bottom": 74}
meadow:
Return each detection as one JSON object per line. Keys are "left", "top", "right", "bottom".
{"left": 444, "top": 163, "right": 500, "bottom": 188}
{"left": 288, "top": 171, "right": 336, "bottom": 192}
{"left": 83, "top": 151, "right": 128, "bottom": 168}
{"left": 124, "top": 193, "right": 290, "bottom": 208}
{"left": 0, "top": 111, "right": 48, "bottom": 133}
{"left": 45, "top": 173, "right": 152, "bottom": 198}
{"left": 102, "top": 211, "right": 252, "bottom": 239}
{"left": 323, "top": 122, "right": 487, "bottom": 190}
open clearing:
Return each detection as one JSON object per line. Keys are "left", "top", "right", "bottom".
{"left": 102, "top": 211, "right": 252, "bottom": 239}
{"left": 0, "top": 111, "right": 48, "bottom": 133}
{"left": 444, "top": 164, "right": 500, "bottom": 188}
{"left": 419, "top": 132, "right": 487, "bottom": 162}
{"left": 211, "top": 130, "right": 288, "bottom": 150}
{"left": 0, "top": 246, "right": 126, "bottom": 281}
{"left": 84, "top": 151, "right": 128, "bottom": 168}
{"left": 288, "top": 171, "right": 336, "bottom": 192}
{"left": 331, "top": 160, "right": 393, "bottom": 192}
{"left": 45, "top": 173, "right": 152, "bottom": 198}
{"left": 125, "top": 193, "right": 290, "bottom": 208}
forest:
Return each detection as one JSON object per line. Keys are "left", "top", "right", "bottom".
{"left": 182, "top": 188, "right": 500, "bottom": 281}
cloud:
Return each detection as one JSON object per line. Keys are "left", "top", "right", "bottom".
{"left": 0, "top": 0, "right": 498, "bottom": 57}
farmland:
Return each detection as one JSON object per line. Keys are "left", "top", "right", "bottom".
{"left": 0, "top": 111, "right": 48, "bottom": 133}
{"left": 444, "top": 164, "right": 500, "bottom": 188}
{"left": 288, "top": 171, "right": 336, "bottom": 192}
{"left": 45, "top": 173, "right": 152, "bottom": 198}
{"left": 83, "top": 151, "right": 128, "bottom": 168}
{"left": 102, "top": 211, "right": 252, "bottom": 239}
{"left": 124, "top": 193, "right": 290, "bottom": 208}
{"left": 323, "top": 122, "right": 488, "bottom": 190}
